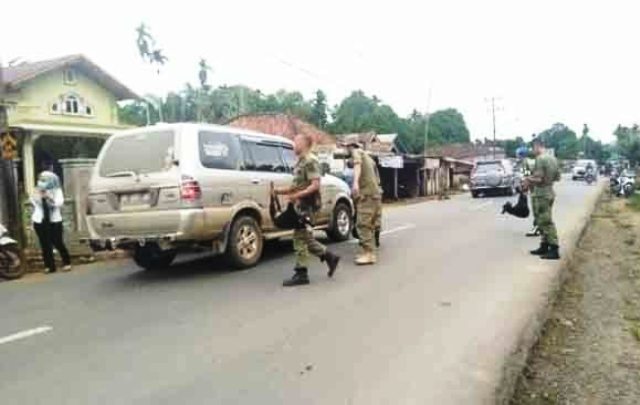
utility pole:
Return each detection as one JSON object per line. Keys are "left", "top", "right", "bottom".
{"left": 423, "top": 86, "right": 433, "bottom": 156}
{"left": 491, "top": 97, "right": 496, "bottom": 159}
{"left": 485, "top": 96, "right": 501, "bottom": 159}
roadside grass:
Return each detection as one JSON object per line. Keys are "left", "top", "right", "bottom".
{"left": 627, "top": 192, "right": 640, "bottom": 212}
{"left": 631, "top": 323, "right": 640, "bottom": 343}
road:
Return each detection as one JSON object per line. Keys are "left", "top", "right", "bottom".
{"left": 0, "top": 179, "right": 602, "bottom": 404}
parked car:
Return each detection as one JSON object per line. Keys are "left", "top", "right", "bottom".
{"left": 470, "top": 159, "right": 519, "bottom": 198}
{"left": 572, "top": 159, "right": 598, "bottom": 181}
{"left": 86, "top": 123, "right": 354, "bottom": 270}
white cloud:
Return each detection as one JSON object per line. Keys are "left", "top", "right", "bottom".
{"left": 3, "top": 0, "right": 639, "bottom": 142}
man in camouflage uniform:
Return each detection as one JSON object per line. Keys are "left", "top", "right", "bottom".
{"left": 525, "top": 138, "right": 561, "bottom": 260}
{"left": 274, "top": 134, "right": 340, "bottom": 286}
{"left": 346, "top": 140, "right": 383, "bottom": 265}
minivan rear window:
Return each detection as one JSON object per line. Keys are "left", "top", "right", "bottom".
{"left": 99, "top": 130, "right": 174, "bottom": 177}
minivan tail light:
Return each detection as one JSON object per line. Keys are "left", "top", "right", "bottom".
{"left": 180, "top": 175, "right": 202, "bottom": 202}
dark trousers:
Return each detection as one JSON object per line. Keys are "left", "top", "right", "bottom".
{"left": 34, "top": 222, "right": 71, "bottom": 272}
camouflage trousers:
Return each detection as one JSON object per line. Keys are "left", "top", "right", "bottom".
{"left": 293, "top": 213, "right": 326, "bottom": 268}
{"left": 356, "top": 195, "right": 383, "bottom": 253}
{"left": 533, "top": 196, "right": 558, "bottom": 245}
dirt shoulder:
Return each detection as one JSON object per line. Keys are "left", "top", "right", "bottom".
{"left": 512, "top": 193, "right": 640, "bottom": 404}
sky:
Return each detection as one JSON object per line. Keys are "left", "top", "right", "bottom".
{"left": 2, "top": 0, "right": 639, "bottom": 142}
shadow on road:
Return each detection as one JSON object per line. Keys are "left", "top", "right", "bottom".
{"left": 113, "top": 239, "right": 304, "bottom": 286}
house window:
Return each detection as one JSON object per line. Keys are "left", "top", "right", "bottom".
{"left": 64, "top": 69, "right": 77, "bottom": 85}
{"left": 49, "top": 93, "right": 94, "bottom": 117}
{"left": 65, "top": 95, "right": 79, "bottom": 114}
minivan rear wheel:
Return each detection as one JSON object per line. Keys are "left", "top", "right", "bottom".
{"left": 227, "top": 216, "right": 263, "bottom": 269}
{"left": 327, "top": 202, "right": 353, "bottom": 242}
{"left": 133, "top": 244, "right": 176, "bottom": 271}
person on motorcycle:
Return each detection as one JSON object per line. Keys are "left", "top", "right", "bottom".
{"left": 584, "top": 162, "right": 596, "bottom": 185}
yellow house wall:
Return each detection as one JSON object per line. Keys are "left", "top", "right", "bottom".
{"left": 7, "top": 68, "right": 120, "bottom": 128}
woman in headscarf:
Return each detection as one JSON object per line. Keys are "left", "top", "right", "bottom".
{"left": 31, "top": 168, "right": 71, "bottom": 273}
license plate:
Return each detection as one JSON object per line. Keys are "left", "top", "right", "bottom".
{"left": 119, "top": 193, "right": 150, "bottom": 209}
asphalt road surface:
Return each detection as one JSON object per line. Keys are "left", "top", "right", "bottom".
{"left": 0, "top": 179, "right": 602, "bottom": 404}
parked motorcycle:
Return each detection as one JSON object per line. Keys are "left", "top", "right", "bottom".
{"left": 0, "top": 223, "right": 23, "bottom": 279}
{"left": 610, "top": 170, "right": 636, "bottom": 197}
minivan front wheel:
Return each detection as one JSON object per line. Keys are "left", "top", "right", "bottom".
{"left": 227, "top": 216, "right": 263, "bottom": 269}
{"left": 327, "top": 202, "right": 353, "bottom": 242}
{"left": 133, "top": 244, "right": 176, "bottom": 271}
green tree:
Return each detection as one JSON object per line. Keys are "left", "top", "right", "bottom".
{"left": 118, "top": 100, "right": 154, "bottom": 126}
{"left": 135, "top": 23, "right": 168, "bottom": 122}
{"left": 329, "top": 90, "right": 402, "bottom": 135}
{"left": 424, "top": 108, "right": 470, "bottom": 146}
{"left": 198, "top": 58, "right": 212, "bottom": 90}
{"left": 501, "top": 137, "right": 526, "bottom": 158}
{"left": 614, "top": 124, "right": 640, "bottom": 164}
{"left": 310, "top": 90, "right": 328, "bottom": 128}
{"left": 537, "top": 123, "right": 580, "bottom": 159}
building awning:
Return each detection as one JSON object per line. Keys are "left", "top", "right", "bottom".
{"left": 10, "top": 122, "right": 131, "bottom": 138}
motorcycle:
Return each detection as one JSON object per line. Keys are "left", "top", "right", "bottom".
{"left": 610, "top": 171, "right": 636, "bottom": 197}
{"left": 0, "top": 223, "right": 23, "bottom": 279}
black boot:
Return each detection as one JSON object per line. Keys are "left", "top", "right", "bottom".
{"left": 321, "top": 251, "right": 341, "bottom": 278}
{"left": 283, "top": 268, "right": 310, "bottom": 287}
{"left": 541, "top": 245, "right": 560, "bottom": 260}
{"left": 530, "top": 242, "right": 549, "bottom": 256}
{"left": 375, "top": 228, "right": 381, "bottom": 247}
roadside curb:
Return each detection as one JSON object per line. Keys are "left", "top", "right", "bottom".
{"left": 496, "top": 183, "right": 605, "bottom": 404}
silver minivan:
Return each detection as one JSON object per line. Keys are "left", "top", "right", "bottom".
{"left": 86, "top": 123, "right": 354, "bottom": 270}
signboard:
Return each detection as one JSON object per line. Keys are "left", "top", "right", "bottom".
{"left": 425, "top": 158, "right": 440, "bottom": 169}
{"left": 380, "top": 155, "right": 403, "bottom": 169}
{"left": 1, "top": 131, "right": 17, "bottom": 160}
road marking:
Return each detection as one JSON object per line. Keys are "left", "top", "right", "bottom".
{"left": 470, "top": 201, "right": 493, "bottom": 211}
{"left": 381, "top": 224, "right": 416, "bottom": 235}
{"left": 347, "top": 224, "right": 416, "bottom": 244}
{"left": 0, "top": 326, "right": 53, "bottom": 345}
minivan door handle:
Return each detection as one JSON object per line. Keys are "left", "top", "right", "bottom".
{"left": 251, "top": 179, "right": 261, "bottom": 185}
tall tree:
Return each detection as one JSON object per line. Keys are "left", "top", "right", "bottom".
{"left": 424, "top": 108, "right": 470, "bottom": 146}
{"left": 614, "top": 124, "right": 640, "bottom": 164}
{"left": 135, "top": 23, "right": 168, "bottom": 122}
{"left": 135, "top": 24, "right": 152, "bottom": 60}
{"left": 329, "top": 90, "right": 401, "bottom": 135}
{"left": 310, "top": 90, "right": 328, "bottom": 128}
{"left": 537, "top": 123, "right": 580, "bottom": 159}
{"left": 198, "top": 58, "right": 212, "bottom": 90}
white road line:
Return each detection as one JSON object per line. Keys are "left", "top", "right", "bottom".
{"left": 347, "top": 224, "right": 416, "bottom": 244}
{"left": 470, "top": 201, "right": 493, "bottom": 211}
{"left": 0, "top": 326, "right": 53, "bottom": 345}
{"left": 380, "top": 224, "right": 416, "bottom": 235}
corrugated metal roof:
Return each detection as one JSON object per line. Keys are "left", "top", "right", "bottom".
{"left": 227, "top": 113, "right": 335, "bottom": 145}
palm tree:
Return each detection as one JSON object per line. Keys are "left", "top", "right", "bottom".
{"left": 135, "top": 23, "right": 167, "bottom": 122}
{"left": 198, "top": 58, "right": 212, "bottom": 90}
{"left": 135, "top": 23, "right": 153, "bottom": 61}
